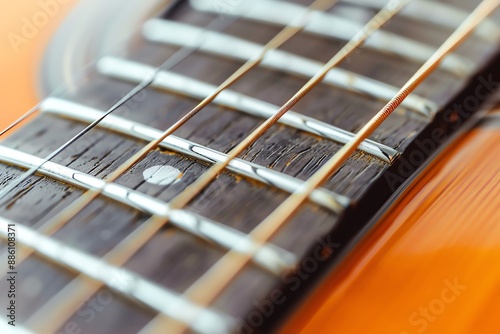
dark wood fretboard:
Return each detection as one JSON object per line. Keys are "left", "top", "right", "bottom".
{"left": 1, "top": 0, "right": 499, "bottom": 333}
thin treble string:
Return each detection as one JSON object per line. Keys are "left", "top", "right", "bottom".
{"left": 0, "top": 57, "right": 105, "bottom": 139}
{"left": 0, "top": 1, "right": 193, "bottom": 140}
{"left": 0, "top": 14, "right": 239, "bottom": 278}
{"left": 146, "top": 1, "right": 499, "bottom": 333}
{"left": 132, "top": 0, "right": 464, "bottom": 330}
{"left": 20, "top": 0, "right": 339, "bottom": 258}
{"left": 0, "top": 104, "right": 42, "bottom": 138}
{"left": 0, "top": 14, "right": 237, "bottom": 205}
{"left": 24, "top": 0, "right": 341, "bottom": 332}
{"left": 0, "top": 80, "right": 152, "bottom": 203}
{"left": 0, "top": 63, "right": 106, "bottom": 138}
{"left": 140, "top": 0, "right": 416, "bottom": 332}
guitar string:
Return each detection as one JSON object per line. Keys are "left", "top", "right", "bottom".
{"left": 17, "top": 0, "right": 340, "bottom": 238}
{"left": 34, "top": 0, "right": 414, "bottom": 330}
{"left": 23, "top": 0, "right": 343, "bottom": 331}
{"left": 133, "top": 1, "right": 411, "bottom": 331}
{"left": 0, "top": 58, "right": 114, "bottom": 138}
{"left": 0, "top": 12, "right": 239, "bottom": 204}
{"left": 0, "top": 103, "right": 45, "bottom": 137}
{"left": 0, "top": 6, "right": 242, "bottom": 278}
{"left": 140, "top": 0, "right": 500, "bottom": 332}
{"left": 2, "top": 0, "right": 480, "bottom": 328}
{"left": 0, "top": 41, "right": 139, "bottom": 139}
{"left": 12, "top": 0, "right": 492, "bottom": 330}
{"left": 0, "top": 2, "right": 239, "bottom": 280}
{"left": 0, "top": 64, "right": 112, "bottom": 138}
{"left": 0, "top": 0, "right": 338, "bottom": 280}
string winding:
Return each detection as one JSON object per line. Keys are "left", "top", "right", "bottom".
{"left": 141, "top": 0, "right": 500, "bottom": 332}
{"left": 3, "top": 0, "right": 498, "bottom": 332}
{"left": 24, "top": 0, "right": 342, "bottom": 331}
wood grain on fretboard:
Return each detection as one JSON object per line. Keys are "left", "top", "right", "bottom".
{"left": 0, "top": 0, "right": 499, "bottom": 332}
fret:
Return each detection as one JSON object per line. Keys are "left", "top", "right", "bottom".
{"left": 3, "top": 4, "right": 351, "bottom": 330}
{"left": 40, "top": 97, "right": 350, "bottom": 212}
{"left": 139, "top": 2, "right": 500, "bottom": 332}
{"left": 0, "top": 217, "right": 235, "bottom": 334}
{"left": 343, "top": 0, "right": 500, "bottom": 43}
{"left": 97, "top": 57, "right": 399, "bottom": 162}
{"left": 189, "top": 0, "right": 474, "bottom": 77}
{"left": 143, "top": 19, "right": 437, "bottom": 117}
{"left": 0, "top": 145, "right": 295, "bottom": 274}
{"left": 19, "top": 1, "right": 346, "bottom": 275}
{"left": 0, "top": 0, "right": 492, "bottom": 333}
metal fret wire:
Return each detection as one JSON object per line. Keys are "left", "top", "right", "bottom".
{"left": 0, "top": 55, "right": 113, "bottom": 138}
{"left": 0, "top": 81, "right": 149, "bottom": 203}
{"left": 25, "top": 1, "right": 342, "bottom": 331}
{"left": 140, "top": 1, "right": 500, "bottom": 332}
{"left": 0, "top": 145, "right": 296, "bottom": 275}
{"left": 30, "top": 0, "right": 408, "bottom": 331}
{"left": 150, "top": 0, "right": 416, "bottom": 333}
{"left": 0, "top": 62, "right": 121, "bottom": 139}
{"left": 0, "top": 14, "right": 238, "bottom": 204}
{"left": 143, "top": 18, "right": 438, "bottom": 117}
{"left": 190, "top": 0, "right": 474, "bottom": 77}
{"left": 0, "top": 217, "right": 237, "bottom": 333}
{"left": 39, "top": 98, "right": 350, "bottom": 211}
{"left": 96, "top": 57, "right": 399, "bottom": 162}
{"left": 343, "top": 0, "right": 500, "bottom": 42}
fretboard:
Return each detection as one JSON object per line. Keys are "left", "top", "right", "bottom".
{"left": 0, "top": 0, "right": 499, "bottom": 333}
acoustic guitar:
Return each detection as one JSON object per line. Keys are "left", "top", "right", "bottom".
{"left": 0, "top": 0, "right": 499, "bottom": 333}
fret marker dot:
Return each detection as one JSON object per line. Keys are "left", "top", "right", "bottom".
{"left": 143, "top": 165, "right": 182, "bottom": 186}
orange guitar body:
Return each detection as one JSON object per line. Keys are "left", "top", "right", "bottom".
{"left": 1, "top": 2, "right": 500, "bottom": 334}
{"left": 283, "top": 113, "right": 500, "bottom": 334}
{"left": 0, "top": 0, "right": 77, "bottom": 131}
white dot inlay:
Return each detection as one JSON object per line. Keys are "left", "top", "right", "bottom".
{"left": 143, "top": 165, "right": 182, "bottom": 186}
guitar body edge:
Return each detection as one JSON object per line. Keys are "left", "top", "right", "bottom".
{"left": 283, "top": 109, "right": 500, "bottom": 334}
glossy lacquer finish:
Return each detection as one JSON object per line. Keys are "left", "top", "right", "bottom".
{"left": 0, "top": 0, "right": 77, "bottom": 132}
{"left": 283, "top": 111, "right": 500, "bottom": 334}
{"left": 2, "top": 2, "right": 500, "bottom": 333}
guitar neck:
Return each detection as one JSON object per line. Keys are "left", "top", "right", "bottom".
{"left": 1, "top": 0, "right": 499, "bottom": 333}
